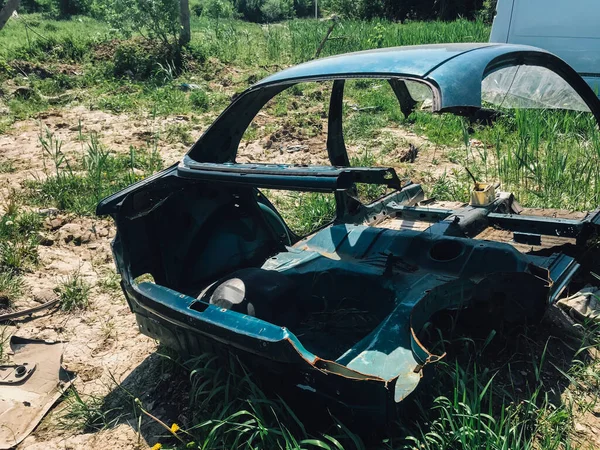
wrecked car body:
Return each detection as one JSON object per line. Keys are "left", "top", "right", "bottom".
{"left": 97, "top": 44, "right": 600, "bottom": 419}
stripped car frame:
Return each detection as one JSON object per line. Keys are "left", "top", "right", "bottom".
{"left": 97, "top": 44, "right": 600, "bottom": 420}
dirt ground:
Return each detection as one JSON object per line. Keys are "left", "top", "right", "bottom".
{"left": 1, "top": 105, "right": 599, "bottom": 449}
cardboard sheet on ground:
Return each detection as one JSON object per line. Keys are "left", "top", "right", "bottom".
{"left": 558, "top": 286, "right": 600, "bottom": 322}
{"left": 0, "top": 337, "right": 75, "bottom": 449}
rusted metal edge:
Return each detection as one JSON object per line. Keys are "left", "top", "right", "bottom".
{"left": 0, "top": 299, "right": 60, "bottom": 322}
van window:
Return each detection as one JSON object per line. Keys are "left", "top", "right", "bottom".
{"left": 510, "top": 0, "right": 599, "bottom": 41}
{"left": 482, "top": 65, "right": 591, "bottom": 112}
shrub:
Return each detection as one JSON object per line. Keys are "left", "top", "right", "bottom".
{"left": 0, "top": 272, "right": 23, "bottom": 306}
{"left": 322, "top": 0, "right": 358, "bottom": 18}
{"left": 292, "top": 0, "right": 313, "bottom": 17}
{"left": 18, "top": 0, "right": 92, "bottom": 17}
{"left": 232, "top": 0, "right": 314, "bottom": 21}
{"left": 56, "top": 0, "right": 91, "bottom": 17}
{"left": 191, "top": 1, "right": 203, "bottom": 16}
{"left": 18, "top": 0, "right": 49, "bottom": 13}
{"left": 27, "top": 131, "right": 163, "bottom": 215}
{"left": 323, "top": 0, "right": 485, "bottom": 21}
{"left": 260, "top": 0, "right": 294, "bottom": 22}
{"left": 0, "top": 210, "right": 41, "bottom": 274}
{"left": 12, "top": 34, "right": 92, "bottom": 62}
{"left": 55, "top": 272, "right": 91, "bottom": 311}
{"left": 233, "top": 0, "right": 262, "bottom": 22}
{"left": 190, "top": 89, "right": 209, "bottom": 111}
{"left": 94, "top": 0, "right": 181, "bottom": 47}
{"left": 479, "top": 0, "right": 498, "bottom": 24}
{"left": 113, "top": 40, "right": 180, "bottom": 80}
{"left": 0, "top": 58, "right": 14, "bottom": 81}
{"left": 201, "top": 0, "right": 235, "bottom": 18}
{"left": 183, "top": 42, "right": 208, "bottom": 66}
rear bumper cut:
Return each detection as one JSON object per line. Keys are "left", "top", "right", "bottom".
{"left": 124, "top": 282, "right": 397, "bottom": 422}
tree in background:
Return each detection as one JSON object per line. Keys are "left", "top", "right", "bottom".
{"left": 233, "top": 0, "right": 261, "bottom": 22}
{"left": 57, "top": 0, "right": 90, "bottom": 17}
{"left": 90, "top": 0, "right": 192, "bottom": 80}
{"left": 94, "top": 0, "right": 188, "bottom": 48}
{"left": 233, "top": 0, "right": 313, "bottom": 22}
{"left": 260, "top": 0, "right": 294, "bottom": 22}
{"left": 180, "top": 0, "right": 191, "bottom": 45}
{"left": 322, "top": 0, "right": 356, "bottom": 18}
{"left": 14, "top": 0, "right": 489, "bottom": 23}
{"left": 323, "top": 0, "right": 485, "bottom": 21}
{"left": 196, "top": 0, "right": 236, "bottom": 19}
{"left": 14, "top": 0, "right": 191, "bottom": 35}
{"left": 18, "top": 0, "right": 47, "bottom": 13}
{"left": 0, "top": 0, "right": 21, "bottom": 30}
{"left": 16, "top": 0, "right": 90, "bottom": 16}
{"left": 292, "top": 0, "right": 313, "bottom": 17}
{"left": 479, "top": 0, "right": 498, "bottom": 24}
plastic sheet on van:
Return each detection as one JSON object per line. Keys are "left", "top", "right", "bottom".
{"left": 483, "top": 65, "right": 591, "bottom": 112}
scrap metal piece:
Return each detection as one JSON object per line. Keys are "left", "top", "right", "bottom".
{"left": 389, "top": 78, "right": 418, "bottom": 118}
{"left": 546, "top": 254, "right": 581, "bottom": 303}
{"left": 0, "top": 337, "right": 75, "bottom": 449}
{"left": 0, "top": 364, "right": 36, "bottom": 385}
{"left": 557, "top": 285, "right": 600, "bottom": 322}
{"left": 470, "top": 182, "right": 498, "bottom": 207}
{"left": 0, "top": 299, "right": 59, "bottom": 322}
{"left": 314, "top": 15, "right": 339, "bottom": 59}
{"left": 514, "top": 232, "right": 542, "bottom": 246}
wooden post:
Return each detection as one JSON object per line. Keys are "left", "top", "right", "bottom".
{"left": 179, "top": 0, "right": 191, "bottom": 46}
{"left": 0, "top": 0, "right": 21, "bottom": 31}
{"left": 314, "top": 15, "right": 338, "bottom": 59}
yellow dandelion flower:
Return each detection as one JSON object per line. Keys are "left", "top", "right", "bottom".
{"left": 170, "top": 423, "right": 180, "bottom": 433}
{"left": 150, "top": 444, "right": 162, "bottom": 450}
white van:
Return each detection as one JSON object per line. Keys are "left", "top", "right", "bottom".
{"left": 490, "top": 0, "right": 600, "bottom": 96}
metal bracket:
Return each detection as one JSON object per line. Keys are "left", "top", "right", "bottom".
{"left": 0, "top": 363, "right": 36, "bottom": 384}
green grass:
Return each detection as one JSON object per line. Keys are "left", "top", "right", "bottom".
{"left": 351, "top": 149, "right": 388, "bottom": 202}
{"left": 189, "top": 89, "right": 210, "bottom": 111}
{"left": 195, "top": 17, "right": 490, "bottom": 66}
{"left": 0, "top": 203, "right": 42, "bottom": 306}
{"left": 0, "top": 15, "right": 490, "bottom": 126}
{"left": 401, "top": 321, "right": 597, "bottom": 450}
{"left": 412, "top": 111, "right": 465, "bottom": 147}
{"left": 0, "top": 15, "right": 110, "bottom": 61}
{"left": 412, "top": 109, "right": 600, "bottom": 211}
{"left": 344, "top": 112, "right": 389, "bottom": 142}
{"left": 58, "top": 388, "right": 118, "bottom": 432}
{"left": 0, "top": 160, "right": 15, "bottom": 174}
{"left": 268, "top": 191, "right": 337, "bottom": 236}
{"left": 25, "top": 130, "right": 163, "bottom": 215}
{"left": 399, "top": 319, "right": 599, "bottom": 450}
{"left": 0, "top": 272, "right": 23, "bottom": 304}
{"left": 55, "top": 271, "right": 91, "bottom": 311}
{"left": 163, "top": 123, "right": 195, "bottom": 146}
{"left": 138, "top": 353, "right": 365, "bottom": 450}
